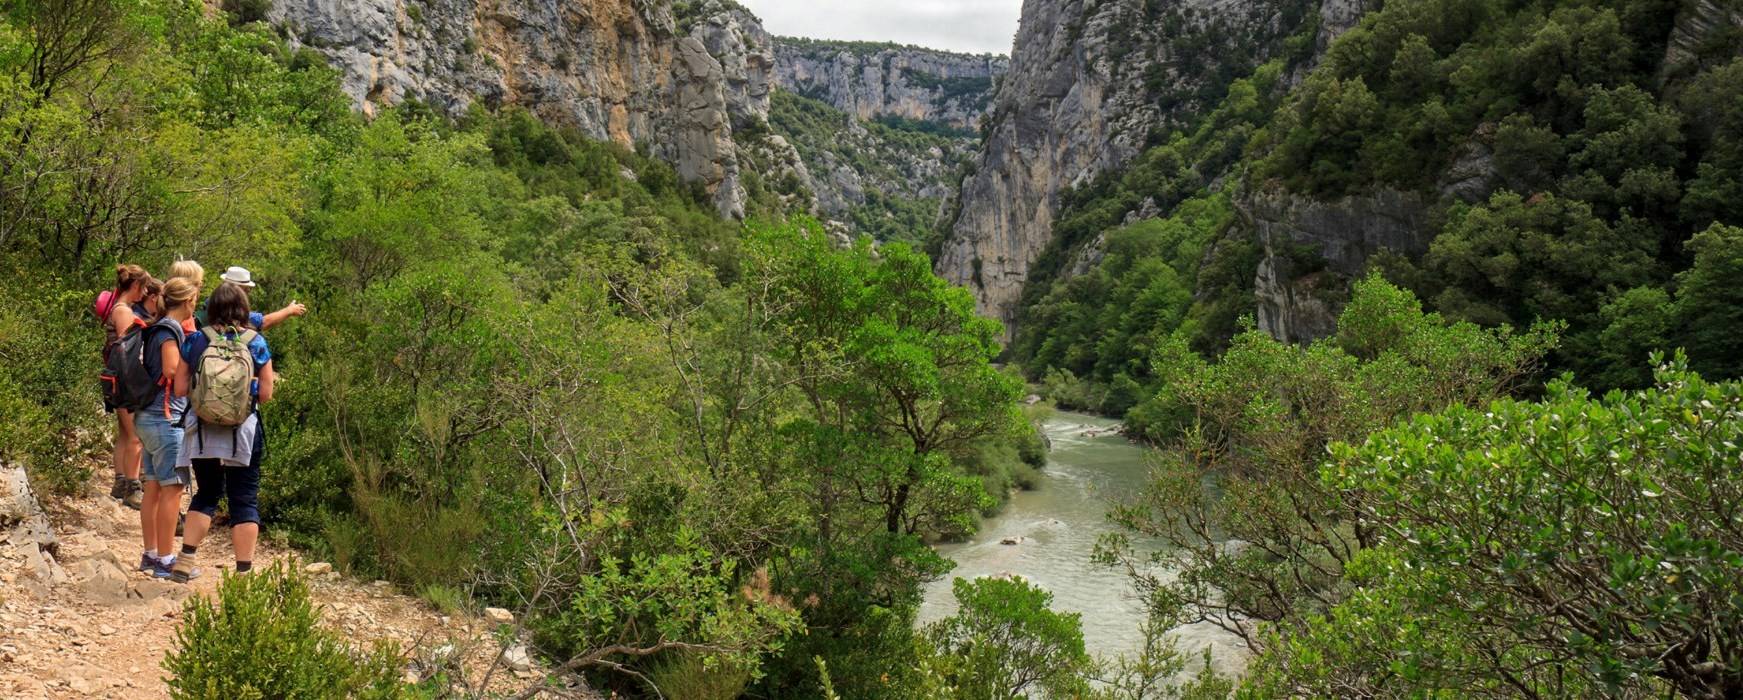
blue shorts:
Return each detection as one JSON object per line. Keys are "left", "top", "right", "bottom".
{"left": 136, "top": 410, "right": 191, "bottom": 487}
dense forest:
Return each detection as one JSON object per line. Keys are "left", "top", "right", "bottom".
{"left": 2, "top": 0, "right": 1742, "bottom": 698}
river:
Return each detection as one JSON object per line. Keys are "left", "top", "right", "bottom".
{"left": 918, "top": 410, "right": 1247, "bottom": 673}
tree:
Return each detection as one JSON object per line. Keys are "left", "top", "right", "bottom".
{"left": 926, "top": 576, "right": 1095, "bottom": 699}
{"left": 1257, "top": 357, "right": 1743, "bottom": 698}
{"left": 1673, "top": 223, "right": 1743, "bottom": 380}
{"left": 1099, "top": 275, "right": 1557, "bottom": 653}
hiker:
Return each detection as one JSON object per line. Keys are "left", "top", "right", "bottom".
{"left": 98, "top": 265, "right": 152, "bottom": 510}
{"left": 135, "top": 278, "right": 195, "bottom": 579}
{"left": 166, "top": 259, "right": 205, "bottom": 333}
{"left": 214, "top": 266, "right": 305, "bottom": 331}
{"left": 173, "top": 282, "right": 275, "bottom": 581}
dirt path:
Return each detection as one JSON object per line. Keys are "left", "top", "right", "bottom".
{"left": 1, "top": 467, "right": 577, "bottom": 699}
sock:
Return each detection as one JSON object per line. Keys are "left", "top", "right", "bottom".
{"left": 144, "top": 549, "right": 157, "bottom": 560}
{"left": 181, "top": 544, "right": 197, "bottom": 556}
{"left": 159, "top": 554, "right": 175, "bottom": 566}
{"left": 235, "top": 561, "right": 252, "bottom": 573}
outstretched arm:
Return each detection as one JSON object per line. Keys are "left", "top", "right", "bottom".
{"left": 259, "top": 300, "right": 306, "bottom": 331}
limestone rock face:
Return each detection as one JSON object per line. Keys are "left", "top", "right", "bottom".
{"left": 774, "top": 41, "right": 1009, "bottom": 130}
{"left": 936, "top": 0, "right": 1333, "bottom": 337}
{"left": 1245, "top": 189, "right": 1433, "bottom": 343}
{"left": 1664, "top": 0, "right": 1743, "bottom": 70}
{"left": 268, "top": 0, "right": 781, "bottom": 218}
{"left": 1, "top": 463, "right": 63, "bottom": 595}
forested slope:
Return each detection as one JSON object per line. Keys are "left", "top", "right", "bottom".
{"left": 1012, "top": 0, "right": 1743, "bottom": 421}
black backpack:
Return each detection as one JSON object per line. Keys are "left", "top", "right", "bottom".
{"left": 101, "top": 318, "right": 179, "bottom": 412}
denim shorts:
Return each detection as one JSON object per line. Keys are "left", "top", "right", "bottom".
{"left": 136, "top": 410, "right": 191, "bottom": 487}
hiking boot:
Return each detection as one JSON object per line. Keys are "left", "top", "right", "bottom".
{"left": 169, "top": 554, "right": 201, "bottom": 584}
{"left": 109, "top": 473, "right": 129, "bottom": 499}
{"left": 121, "top": 484, "right": 143, "bottom": 511}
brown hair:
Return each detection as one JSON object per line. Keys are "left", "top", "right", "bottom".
{"left": 114, "top": 264, "right": 149, "bottom": 293}
{"left": 162, "top": 278, "right": 199, "bottom": 313}
{"left": 205, "top": 281, "right": 253, "bottom": 327}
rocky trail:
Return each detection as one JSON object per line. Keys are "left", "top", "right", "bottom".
{"left": 1, "top": 463, "right": 579, "bottom": 698}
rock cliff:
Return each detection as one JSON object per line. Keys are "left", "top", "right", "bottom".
{"left": 267, "top": 0, "right": 785, "bottom": 218}
{"left": 1245, "top": 189, "right": 1432, "bottom": 342}
{"left": 935, "top": 0, "right": 1332, "bottom": 336}
{"left": 773, "top": 39, "right": 1009, "bottom": 131}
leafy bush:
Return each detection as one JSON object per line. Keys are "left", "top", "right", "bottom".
{"left": 1101, "top": 275, "right": 1558, "bottom": 654}
{"left": 925, "top": 576, "right": 1094, "bottom": 699}
{"left": 0, "top": 276, "right": 106, "bottom": 496}
{"left": 163, "top": 563, "right": 407, "bottom": 699}
{"left": 1252, "top": 356, "right": 1743, "bottom": 697}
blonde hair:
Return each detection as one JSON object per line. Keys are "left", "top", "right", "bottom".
{"left": 167, "top": 259, "right": 204, "bottom": 288}
{"left": 162, "top": 277, "right": 199, "bottom": 312}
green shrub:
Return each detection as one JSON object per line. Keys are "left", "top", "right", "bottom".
{"left": 164, "top": 563, "right": 408, "bottom": 699}
{"left": 648, "top": 652, "right": 754, "bottom": 700}
{"left": 0, "top": 277, "right": 105, "bottom": 497}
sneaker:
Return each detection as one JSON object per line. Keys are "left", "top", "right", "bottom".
{"left": 149, "top": 558, "right": 173, "bottom": 579}
{"left": 138, "top": 553, "right": 156, "bottom": 572}
{"left": 169, "top": 554, "right": 201, "bottom": 583}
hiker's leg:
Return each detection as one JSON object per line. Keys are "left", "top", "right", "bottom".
{"left": 139, "top": 480, "right": 159, "bottom": 550}
{"left": 228, "top": 459, "right": 261, "bottom": 565}
{"left": 154, "top": 483, "right": 183, "bottom": 556}
{"left": 116, "top": 410, "right": 140, "bottom": 481}
{"left": 182, "top": 458, "right": 223, "bottom": 549}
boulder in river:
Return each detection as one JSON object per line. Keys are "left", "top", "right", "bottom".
{"left": 999, "top": 536, "right": 1024, "bottom": 546}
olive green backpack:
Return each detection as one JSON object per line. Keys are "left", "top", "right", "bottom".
{"left": 191, "top": 326, "right": 257, "bottom": 426}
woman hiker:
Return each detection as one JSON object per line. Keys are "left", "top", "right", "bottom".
{"left": 135, "top": 278, "right": 196, "bottom": 579}
{"left": 171, "top": 281, "right": 276, "bottom": 581}
{"left": 100, "top": 265, "right": 152, "bottom": 511}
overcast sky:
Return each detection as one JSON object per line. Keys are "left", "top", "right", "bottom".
{"left": 737, "top": 0, "right": 1022, "bottom": 55}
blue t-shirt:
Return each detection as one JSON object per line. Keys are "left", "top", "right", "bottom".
{"left": 142, "top": 320, "right": 187, "bottom": 419}
{"left": 193, "top": 307, "right": 265, "bottom": 330}
{"left": 182, "top": 327, "right": 272, "bottom": 396}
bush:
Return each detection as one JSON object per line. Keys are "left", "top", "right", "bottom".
{"left": 0, "top": 277, "right": 106, "bottom": 497}
{"left": 1255, "top": 356, "right": 1743, "bottom": 697}
{"left": 163, "top": 563, "right": 408, "bottom": 699}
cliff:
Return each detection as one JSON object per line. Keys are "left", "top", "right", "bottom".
{"left": 773, "top": 39, "right": 1009, "bottom": 131}
{"left": 935, "top": 0, "right": 1365, "bottom": 336}
{"left": 267, "top": 0, "right": 787, "bottom": 219}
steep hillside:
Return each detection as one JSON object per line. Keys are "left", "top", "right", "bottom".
{"left": 773, "top": 38, "right": 1008, "bottom": 131}
{"left": 1005, "top": 0, "right": 1743, "bottom": 418}
{"left": 760, "top": 91, "right": 975, "bottom": 245}
{"left": 268, "top": 0, "right": 789, "bottom": 219}
{"left": 935, "top": 0, "right": 1360, "bottom": 335}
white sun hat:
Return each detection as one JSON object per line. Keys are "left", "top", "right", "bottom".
{"left": 220, "top": 266, "right": 257, "bottom": 287}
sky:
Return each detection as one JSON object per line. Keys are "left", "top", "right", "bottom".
{"left": 736, "top": 0, "right": 1023, "bottom": 55}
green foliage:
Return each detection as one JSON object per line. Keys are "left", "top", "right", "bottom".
{"left": 0, "top": 5, "right": 1033, "bottom": 696}
{"left": 1257, "top": 357, "right": 1743, "bottom": 698}
{"left": 1101, "top": 276, "right": 1557, "bottom": 656}
{"left": 925, "top": 576, "right": 1095, "bottom": 699}
{"left": 1672, "top": 223, "right": 1743, "bottom": 380}
{"left": 0, "top": 275, "right": 105, "bottom": 496}
{"left": 163, "top": 563, "right": 408, "bottom": 699}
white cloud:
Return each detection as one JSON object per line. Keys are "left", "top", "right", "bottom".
{"left": 737, "top": 0, "right": 1022, "bottom": 55}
